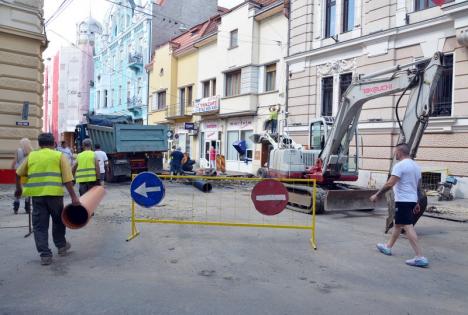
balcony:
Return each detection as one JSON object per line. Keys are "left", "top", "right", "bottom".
{"left": 127, "top": 96, "right": 144, "bottom": 114}
{"left": 166, "top": 104, "right": 192, "bottom": 119}
{"left": 128, "top": 52, "right": 143, "bottom": 71}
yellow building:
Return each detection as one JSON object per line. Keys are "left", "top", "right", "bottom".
{"left": 0, "top": 1, "right": 47, "bottom": 178}
{"left": 148, "top": 19, "right": 217, "bottom": 158}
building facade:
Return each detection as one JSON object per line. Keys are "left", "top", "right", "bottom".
{"left": 0, "top": 1, "right": 47, "bottom": 174}
{"left": 285, "top": 0, "right": 468, "bottom": 196}
{"left": 196, "top": 0, "right": 287, "bottom": 173}
{"left": 90, "top": 0, "right": 219, "bottom": 124}
{"left": 43, "top": 17, "right": 101, "bottom": 145}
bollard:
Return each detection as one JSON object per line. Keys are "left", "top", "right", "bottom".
{"left": 193, "top": 180, "right": 212, "bottom": 193}
{"left": 62, "top": 185, "right": 106, "bottom": 229}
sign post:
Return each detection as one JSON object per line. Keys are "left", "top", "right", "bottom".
{"left": 251, "top": 179, "right": 289, "bottom": 215}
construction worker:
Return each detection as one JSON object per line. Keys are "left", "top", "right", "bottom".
{"left": 15, "top": 133, "right": 80, "bottom": 266}
{"left": 73, "top": 138, "right": 100, "bottom": 196}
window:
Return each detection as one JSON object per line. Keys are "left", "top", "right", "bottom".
{"left": 110, "top": 89, "right": 114, "bottom": 107}
{"left": 104, "top": 90, "right": 108, "bottom": 108}
{"left": 321, "top": 77, "right": 333, "bottom": 116}
{"left": 325, "top": 0, "right": 336, "bottom": 38}
{"left": 225, "top": 70, "right": 241, "bottom": 97}
{"left": 179, "top": 87, "right": 185, "bottom": 114}
{"left": 127, "top": 81, "right": 131, "bottom": 99}
{"left": 97, "top": 90, "right": 101, "bottom": 108}
{"left": 230, "top": 29, "right": 238, "bottom": 48}
{"left": 187, "top": 86, "right": 193, "bottom": 106}
{"left": 227, "top": 131, "right": 239, "bottom": 160}
{"left": 265, "top": 63, "right": 277, "bottom": 92}
{"left": 212, "top": 79, "right": 216, "bottom": 96}
{"left": 202, "top": 81, "right": 210, "bottom": 98}
{"left": 118, "top": 85, "right": 122, "bottom": 105}
{"left": 157, "top": 91, "right": 166, "bottom": 110}
{"left": 339, "top": 73, "right": 353, "bottom": 101}
{"left": 137, "top": 78, "right": 142, "bottom": 96}
{"left": 227, "top": 130, "right": 253, "bottom": 161}
{"left": 310, "top": 121, "right": 326, "bottom": 150}
{"left": 415, "top": 0, "right": 453, "bottom": 11}
{"left": 342, "top": 0, "right": 354, "bottom": 33}
{"left": 431, "top": 54, "right": 453, "bottom": 117}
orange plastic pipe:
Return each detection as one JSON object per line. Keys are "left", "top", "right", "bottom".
{"left": 62, "top": 185, "right": 106, "bottom": 229}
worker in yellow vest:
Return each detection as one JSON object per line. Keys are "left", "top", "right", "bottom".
{"left": 15, "top": 133, "right": 80, "bottom": 266}
{"left": 73, "top": 138, "right": 100, "bottom": 196}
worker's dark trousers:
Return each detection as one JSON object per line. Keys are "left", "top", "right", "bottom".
{"left": 32, "top": 196, "right": 66, "bottom": 257}
{"left": 79, "top": 182, "right": 99, "bottom": 196}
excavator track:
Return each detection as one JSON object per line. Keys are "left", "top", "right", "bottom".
{"left": 284, "top": 183, "right": 386, "bottom": 214}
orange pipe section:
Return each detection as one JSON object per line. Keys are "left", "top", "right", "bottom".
{"left": 62, "top": 185, "right": 106, "bottom": 229}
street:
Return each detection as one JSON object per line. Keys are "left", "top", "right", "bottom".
{"left": 1, "top": 182, "right": 467, "bottom": 315}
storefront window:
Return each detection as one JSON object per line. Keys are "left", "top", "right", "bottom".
{"left": 227, "top": 130, "right": 239, "bottom": 160}
{"left": 241, "top": 130, "right": 253, "bottom": 160}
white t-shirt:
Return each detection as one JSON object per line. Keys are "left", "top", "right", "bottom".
{"left": 391, "top": 158, "right": 421, "bottom": 202}
{"left": 94, "top": 150, "right": 108, "bottom": 173}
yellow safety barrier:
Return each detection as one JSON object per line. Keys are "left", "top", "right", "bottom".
{"left": 127, "top": 175, "right": 317, "bottom": 249}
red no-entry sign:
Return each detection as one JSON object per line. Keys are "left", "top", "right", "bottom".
{"left": 251, "top": 179, "right": 289, "bottom": 215}
{"left": 433, "top": 0, "right": 445, "bottom": 5}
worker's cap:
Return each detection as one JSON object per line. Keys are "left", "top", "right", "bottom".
{"left": 38, "top": 133, "right": 55, "bottom": 146}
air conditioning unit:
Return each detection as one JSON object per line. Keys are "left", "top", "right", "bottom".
{"left": 188, "top": 129, "right": 198, "bottom": 136}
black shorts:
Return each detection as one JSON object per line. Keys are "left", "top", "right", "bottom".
{"left": 395, "top": 202, "right": 417, "bottom": 225}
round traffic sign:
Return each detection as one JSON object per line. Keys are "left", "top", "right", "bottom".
{"left": 251, "top": 179, "right": 289, "bottom": 215}
{"left": 433, "top": 0, "right": 445, "bottom": 6}
{"left": 130, "top": 172, "right": 165, "bottom": 207}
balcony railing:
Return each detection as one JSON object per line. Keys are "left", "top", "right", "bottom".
{"left": 166, "top": 103, "right": 192, "bottom": 119}
{"left": 128, "top": 52, "right": 143, "bottom": 71}
{"left": 127, "top": 96, "right": 143, "bottom": 109}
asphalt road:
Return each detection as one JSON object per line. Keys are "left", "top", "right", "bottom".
{"left": 0, "top": 182, "right": 467, "bottom": 315}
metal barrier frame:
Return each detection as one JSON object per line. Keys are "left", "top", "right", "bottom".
{"left": 127, "top": 175, "right": 317, "bottom": 249}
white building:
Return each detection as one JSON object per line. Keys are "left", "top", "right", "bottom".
{"left": 194, "top": 0, "right": 288, "bottom": 174}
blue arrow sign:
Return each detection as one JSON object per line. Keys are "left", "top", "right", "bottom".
{"left": 130, "top": 172, "right": 165, "bottom": 208}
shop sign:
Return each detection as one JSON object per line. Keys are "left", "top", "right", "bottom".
{"left": 193, "top": 96, "right": 220, "bottom": 114}
{"left": 227, "top": 118, "right": 252, "bottom": 130}
{"left": 184, "top": 122, "right": 196, "bottom": 130}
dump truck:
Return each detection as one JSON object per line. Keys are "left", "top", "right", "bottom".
{"left": 74, "top": 114, "right": 168, "bottom": 181}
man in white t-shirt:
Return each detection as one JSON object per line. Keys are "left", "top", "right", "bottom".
{"left": 370, "top": 143, "right": 428, "bottom": 267}
{"left": 94, "top": 144, "right": 108, "bottom": 183}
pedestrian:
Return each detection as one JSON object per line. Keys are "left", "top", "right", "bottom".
{"left": 15, "top": 133, "right": 80, "bottom": 265}
{"left": 170, "top": 147, "right": 184, "bottom": 176}
{"left": 73, "top": 138, "right": 100, "bottom": 196}
{"left": 182, "top": 152, "right": 195, "bottom": 172}
{"left": 94, "top": 144, "right": 109, "bottom": 184}
{"left": 57, "top": 140, "right": 74, "bottom": 166}
{"left": 370, "top": 143, "right": 429, "bottom": 267}
{"left": 208, "top": 145, "right": 216, "bottom": 170}
{"left": 269, "top": 105, "right": 279, "bottom": 134}
{"left": 11, "top": 138, "right": 33, "bottom": 214}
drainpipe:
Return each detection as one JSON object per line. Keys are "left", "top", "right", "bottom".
{"left": 146, "top": 16, "right": 152, "bottom": 125}
{"left": 283, "top": 0, "right": 291, "bottom": 134}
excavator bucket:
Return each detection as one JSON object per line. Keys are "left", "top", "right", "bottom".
{"left": 324, "top": 189, "right": 386, "bottom": 212}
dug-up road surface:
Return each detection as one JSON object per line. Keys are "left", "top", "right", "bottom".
{"left": 0, "top": 182, "right": 467, "bottom": 315}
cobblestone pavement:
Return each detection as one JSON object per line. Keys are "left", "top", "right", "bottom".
{"left": 1, "top": 182, "right": 467, "bottom": 315}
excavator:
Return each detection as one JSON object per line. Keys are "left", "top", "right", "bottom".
{"left": 253, "top": 52, "right": 445, "bottom": 214}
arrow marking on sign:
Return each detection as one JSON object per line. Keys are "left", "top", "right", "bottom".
{"left": 256, "top": 194, "right": 286, "bottom": 201}
{"left": 134, "top": 182, "right": 161, "bottom": 198}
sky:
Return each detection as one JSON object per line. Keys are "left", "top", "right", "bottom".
{"left": 43, "top": 0, "right": 244, "bottom": 58}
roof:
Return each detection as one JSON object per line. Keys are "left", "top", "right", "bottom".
{"left": 170, "top": 13, "right": 223, "bottom": 55}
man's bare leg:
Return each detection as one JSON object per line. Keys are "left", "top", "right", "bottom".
{"left": 387, "top": 224, "right": 402, "bottom": 248}
{"left": 402, "top": 224, "right": 423, "bottom": 257}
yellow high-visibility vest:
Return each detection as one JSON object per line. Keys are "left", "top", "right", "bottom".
{"left": 23, "top": 149, "right": 64, "bottom": 197}
{"left": 76, "top": 150, "right": 97, "bottom": 183}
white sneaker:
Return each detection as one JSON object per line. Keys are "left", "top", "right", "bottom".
{"left": 376, "top": 243, "right": 392, "bottom": 256}
{"left": 405, "top": 257, "right": 429, "bottom": 268}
